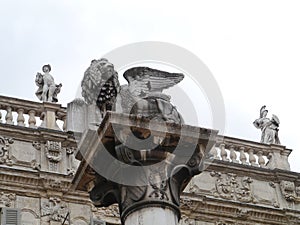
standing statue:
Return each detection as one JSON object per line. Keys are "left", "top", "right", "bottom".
{"left": 35, "top": 64, "right": 62, "bottom": 103}
{"left": 253, "top": 105, "right": 280, "bottom": 144}
{"left": 81, "top": 58, "right": 184, "bottom": 123}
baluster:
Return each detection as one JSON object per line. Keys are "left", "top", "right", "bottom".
{"left": 257, "top": 151, "right": 265, "bottom": 168}
{"left": 17, "top": 108, "right": 25, "bottom": 126}
{"left": 28, "top": 110, "right": 37, "bottom": 128}
{"left": 220, "top": 143, "right": 228, "bottom": 161}
{"left": 239, "top": 147, "right": 248, "bottom": 165}
{"left": 248, "top": 148, "right": 258, "bottom": 166}
{"left": 229, "top": 145, "right": 238, "bottom": 163}
{"left": 5, "top": 106, "right": 13, "bottom": 125}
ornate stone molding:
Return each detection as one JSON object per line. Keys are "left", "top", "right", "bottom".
{"left": 0, "top": 192, "right": 16, "bottom": 207}
{"left": 0, "top": 136, "right": 14, "bottom": 166}
{"left": 96, "top": 204, "right": 120, "bottom": 218}
{"left": 210, "top": 171, "right": 256, "bottom": 203}
{"left": 41, "top": 197, "right": 68, "bottom": 222}
{"left": 42, "top": 178, "right": 71, "bottom": 193}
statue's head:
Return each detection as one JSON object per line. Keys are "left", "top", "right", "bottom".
{"left": 42, "top": 64, "right": 51, "bottom": 73}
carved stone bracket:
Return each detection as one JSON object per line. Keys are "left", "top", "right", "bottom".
{"left": 66, "top": 147, "right": 77, "bottom": 176}
{"left": 0, "top": 192, "right": 16, "bottom": 207}
{"left": 41, "top": 197, "right": 68, "bottom": 222}
{"left": 210, "top": 171, "right": 256, "bottom": 203}
{"left": 0, "top": 136, "right": 14, "bottom": 166}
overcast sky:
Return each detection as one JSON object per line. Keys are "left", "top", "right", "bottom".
{"left": 0, "top": 0, "right": 299, "bottom": 171}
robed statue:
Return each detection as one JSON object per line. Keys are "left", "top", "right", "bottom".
{"left": 35, "top": 64, "right": 62, "bottom": 103}
{"left": 253, "top": 105, "right": 280, "bottom": 145}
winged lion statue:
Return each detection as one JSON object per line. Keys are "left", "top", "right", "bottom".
{"left": 81, "top": 58, "right": 184, "bottom": 124}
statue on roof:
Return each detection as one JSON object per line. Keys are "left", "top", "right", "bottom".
{"left": 253, "top": 105, "right": 280, "bottom": 145}
{"left": 81, "top": 58, "right": 184, "bottom": 124}
{"left": 35, "top": 64, "right": 62, "bottom": 103}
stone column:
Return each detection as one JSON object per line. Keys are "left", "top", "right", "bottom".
{"left": 73, "top": 112, "right": 218, "bottom": 225}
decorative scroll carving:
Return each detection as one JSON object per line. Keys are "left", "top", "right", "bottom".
{"left": 41, "top": 197, "right": 68, "bottom": 222}
{"left": 32, "top": 141, "right": 41, "bottom": 150}
{"left": 280, "top": 180, "right": 300, "bottom": 203}
{"left": 180, "top": 198, "right": 193, "bottom": 209}
{"left": 45, "top": 141, "right": 62, "bottom": 171}
{"left": 0, "top": 192, "right": 16, "bottom": 207}
{"left": 31, "top": 141, "right": 41, "bottom": 170}
{"left": 66, "top": 147, "right": 76, "bottom": 176}
{"left": 210, "top": 171, "right": 255, "bottom": 203}
{"left": 0, "top": 136, "right": 14, "bottom": 166}
{"left": 236, "top": 208, "right": 249, "bottom": 219}
{"left": 179, "top": 215, "right": 196, "bottom": 225}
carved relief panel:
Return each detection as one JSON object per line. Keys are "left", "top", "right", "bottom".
{"left": 41, "top": 197, "right": 69, "bottom": 222}
{"left": 45, "top": 141, "right": 62, "bottom": 172}
{"left": 210, "top": 171, "right": 255, "bottom": 203}
{"left": 280, "top": 180, "right": 300, "bottom": 203}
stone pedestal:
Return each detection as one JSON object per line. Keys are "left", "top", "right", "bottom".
{"left": 72, "top": 112, "right": 218, "bottom": 225}
{"left": 40, "top": 102, "right": 61, "bottom": 130}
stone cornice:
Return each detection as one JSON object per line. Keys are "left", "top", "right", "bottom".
{"left": 204, "top": 160, "right": 300, "bottom": 183}
{"left": 181, "top": 193, "right": 300, "bottom": 224}
{"left": 0, "top": 166, "right": 89, "bottom": 202}
{"left": 0, "top": 124, "right": 76, "bottom": 146}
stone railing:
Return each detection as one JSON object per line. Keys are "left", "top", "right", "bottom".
{"left": 210, "top": 135, "right": 292, "bottom": 171}
{"left": 0, "top": 95, "right": 66, "bottom": 131}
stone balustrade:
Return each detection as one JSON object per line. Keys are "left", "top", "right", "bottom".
{"left": 0, "top": 95, "right": 66, "bottom": 131}
{"left": 210, "top": 135, "right": 292, "bottom": 170}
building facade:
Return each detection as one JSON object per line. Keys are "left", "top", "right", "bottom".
{"left": 1, "top": 94, "right": 300, "bottom": 225}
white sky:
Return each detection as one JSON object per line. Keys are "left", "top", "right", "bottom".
{"left": 0, "top": 0, "right": 299, "bottom": 171}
